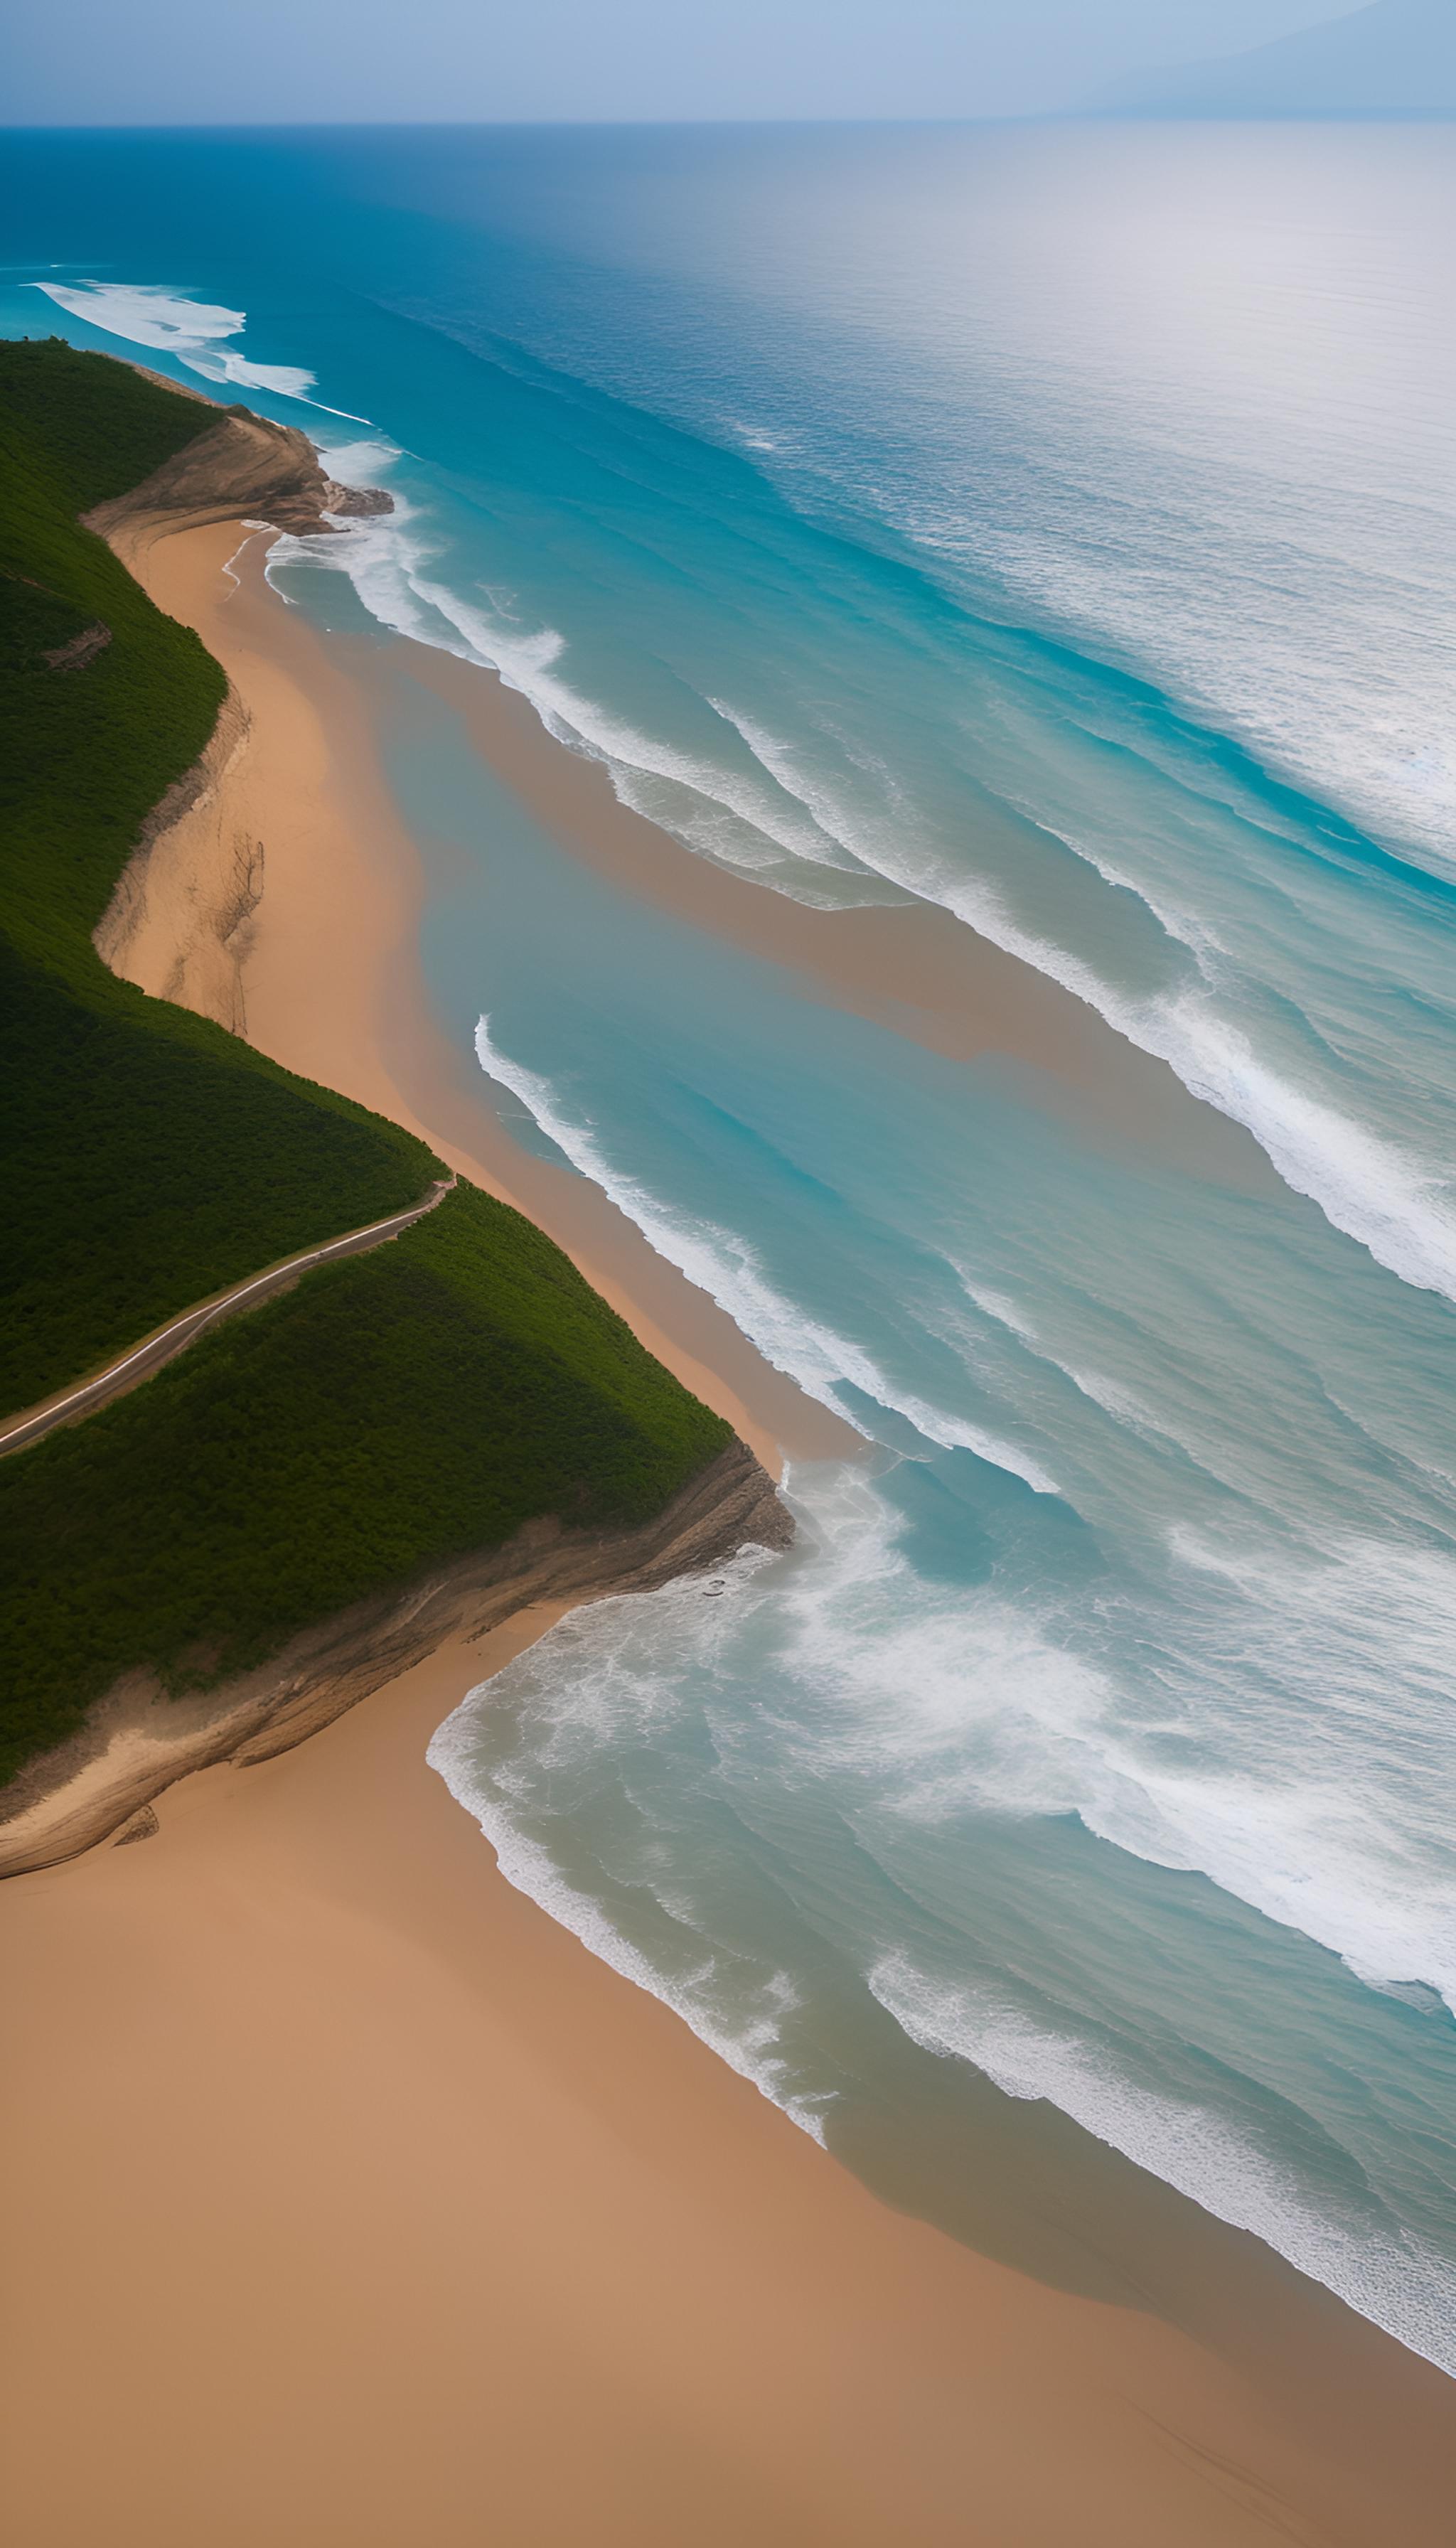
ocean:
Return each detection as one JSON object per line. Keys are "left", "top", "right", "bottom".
{"left": 5, "top": 118, "right": 1454, "bottom": 2367}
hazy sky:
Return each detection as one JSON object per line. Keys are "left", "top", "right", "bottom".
{"left": 4, "top": 0, "right": 1352, "bottom": 127}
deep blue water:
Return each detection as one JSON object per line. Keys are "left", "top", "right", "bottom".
{"left": 6, "top": 121, "right": 1455, "bottom": 2366}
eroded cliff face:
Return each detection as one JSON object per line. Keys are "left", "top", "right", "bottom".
{"left": 21, "top": 393, "right": 794, "bottom": 1881}
{"left": 87, "top": 382, "right": 395, "bottom": 1029}
{"left": 94, "top": 685, "right": 260, "bottom": 1032}
{"left": 83, "top": 404, "right": 392, "bottom": 544}
{"left": 0, "top": 1441, "right": 793, "bottom": 1879}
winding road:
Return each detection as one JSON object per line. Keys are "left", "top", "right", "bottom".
{"left": 1, "top": 1176, "right": 456, "bottom": 1460}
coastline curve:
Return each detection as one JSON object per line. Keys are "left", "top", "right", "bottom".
{"left": 0, "top": 1436, "right": 789, "bottom": 1879}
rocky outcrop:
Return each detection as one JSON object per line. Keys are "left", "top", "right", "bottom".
{"left": 82, "top": 405, "right": 393, "bottom": 545}
{"left": 0, "top": 1441, "right": 792, "bottom": 1879}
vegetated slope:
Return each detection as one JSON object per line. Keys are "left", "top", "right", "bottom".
{"left": 0, "top": 339, "right": 734, "bottom": 1795}
{"left": 0, "top": 338, "right": 437, "bottom": 1413}
{"left": 0, "top": 1184, "right": 730, "bottom": 1787}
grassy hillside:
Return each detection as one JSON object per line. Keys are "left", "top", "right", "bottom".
{"left": 0, "top": 340, "right": 437, "bottom": 1412}
{"left": 0, "top": 337, "right": 220, "bottom": 509}
{"left": 0, "top": 1184, "right": 729, "bottom": 1787}
{"left": 0, "top": 338, "right": 732, "bottom": 1794}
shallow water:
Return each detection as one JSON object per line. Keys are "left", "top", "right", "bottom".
{"left": 6, "top": 119, "right": 1454, "bottom": 2367}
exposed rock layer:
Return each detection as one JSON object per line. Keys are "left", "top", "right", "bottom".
{"left": 7, "top": 388, "right": 791, "bottom": 1880}
{"left": 83, "top": 404, "right": 392, "bottom": 544}
{"left": 0, "top": 1441, "right": 791, "bottom": 1878}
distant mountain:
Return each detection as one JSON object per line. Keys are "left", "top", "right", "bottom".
{"left": 1096, "top": 0, "right": 1456, "bottom": 118}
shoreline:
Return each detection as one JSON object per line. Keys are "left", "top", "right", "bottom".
{"left": 4, "top": 496, "right": 1452, "bottom": 2541}
{"left": 106, "top": 516, "right": 857, "bottom": 1480}
{"left": 386, "top": 631, "right": 1273, "bottom": 1191}
{"left": 0, "top": 1439, "right": 783, "bottom": 1878}
{"left": 6, "top": 1590, "right": 1455, "bottom": 2547}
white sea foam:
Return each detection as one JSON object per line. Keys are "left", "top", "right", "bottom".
{"left": 657, "top": 702, "right": 1451, "bottom": 1301}
{"left": 30, "top": 279, "right": 368, "bottom": 418}
{"left": 722, "top": 415, "right": 790, "bottom": 456}
{"left": 1137, "top": 1528, "right": 1456, "bottom": 2011}
{"left": 473, "top": 1017, "right": 1059, "bottom": 1494}
{"left": 868, "top": 1952, "right": 1456, "bottom": 2375}
{"left": 912, "top": 849, "right": 1455, "bottom": 1306}
{"left": 314, "top": 435, "right": 402, "bottom": 488}
{"left": 570, "top": 639, "right": 1456, "bottom": 1307}
{"left": 760, "top": 1468, "right": 1115, "bottom": 1816}
{"left": 705, "top": 766, "right": 1456, "bottom": 1308}
{"left": 266, "top": 499, "right": 899, "bottom": 896}
{"left": 703, "top": 697, "right": 889, "bottom": 879}
{"left": 656, "top": 1462, "right": 1456, "bottom": 2035}
{"left": 426, "top": 1460, "right": 1456, "bottom": 2363}
{"left": 426, "top": 1598, "right": 831, "bottom": 2142}
{"left": 997, "top": 793, "right": 1224, "bottom": 972}
{"left": 538, "top": 643, "right": 1455, "bottom": 1305}
{"left": 58, "top": 266, "right": 1453, "bottom": 1310}
{"left": 269, "top": 497, "right": 860, "bottom": 882}
{"left": 264, "top": 495, "right": 457, "bottom": 643}
{"left": 409, "top": 577, "right": 869, "bottom": 884}
{"left": 238, "top": 392, "right": 1456, "bottom": 1305}
{"left": 781, "top": 1471, "right": 1456, "bottom": 2016}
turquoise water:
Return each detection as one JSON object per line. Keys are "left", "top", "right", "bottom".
{"left": 6, "top": 122, "right": 1454, "bottom": 2365}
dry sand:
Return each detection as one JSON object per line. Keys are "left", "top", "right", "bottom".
{"left": 4, "top": 1612, "right": 1454, "bottom": 2548}
{"left": 4, "top": 513, "right": 1453, "bottom": 2547}
{"left": 106, "top": 518, "right": 855, "bottom": 1476}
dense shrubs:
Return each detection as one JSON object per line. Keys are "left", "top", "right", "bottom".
{"left": 0, "top": 345, "right": 729, "bottom": 1788}
{"left": 0, "top": 342, "right": 435, "bottom": 1410}
{"left": 0, "top": 1186, "right": 729, "bottom": 1786}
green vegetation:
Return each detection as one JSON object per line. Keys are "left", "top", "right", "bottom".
{"left": 0, "top": 337, "right": 222, "bottom": 511}
{"left": 0, "top": 340, "right": 437, "bottom": 1412}
{"left": 1, "top": 340, "right": 732, "bottom": 1792}
{"left": 0, "top": 1184, "right": 729, "bottom": 1787}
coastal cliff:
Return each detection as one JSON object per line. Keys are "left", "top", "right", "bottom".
{"left": 0, "top": 1439, "right": 788, "bottom": 1879}
{"left": 84, "top": 393, "right": 392, "bottom": 544}
{"left": 92, "top": 683, "right": 259, "bottom": 1030}
{"left": 88, "top": 375, "right": 393, "bottom": 1026}
{"left": 1, "top": 336, "right": 790, "bottom": 1870}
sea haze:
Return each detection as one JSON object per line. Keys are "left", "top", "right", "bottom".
{"left": 5, "top": 119, "right": 1454, "bottom": 2368}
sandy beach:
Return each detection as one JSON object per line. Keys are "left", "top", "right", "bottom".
{"left": 6, "top": 1602, "right": 1455, "bottom": 2548}
{"left": 102, "top": 517, "right": 856, "bottom": 1479}
{"left": 4, "top": 508, "right": 1455, "bottom": 2546}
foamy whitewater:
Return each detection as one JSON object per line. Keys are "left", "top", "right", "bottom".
{"left": 8, "top": 119, "right": 1454, "bottom": 2367}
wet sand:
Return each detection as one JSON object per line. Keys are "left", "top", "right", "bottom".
{"left": 5, "top": 1607, "right": 1455, "bottom": 2548}
{"left": 112, "top": 517, "right": 1274, "bottom": 1449}
{"left": 387, "top": 633, "right": 1273, "bottom": 1188}
{"left": 111, "top": 518, "right": 854, "bottom": 1476}
{"left": 6, "top": 510, "right": 1451, "bottom": 2545}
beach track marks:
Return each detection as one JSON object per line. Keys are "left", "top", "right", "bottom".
{"left": 0, "top": 1175, "right": 456, "bottom": 1459}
